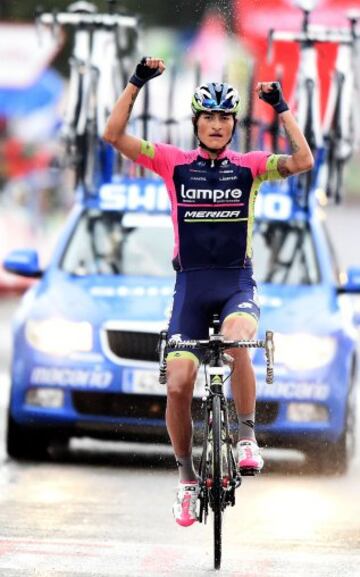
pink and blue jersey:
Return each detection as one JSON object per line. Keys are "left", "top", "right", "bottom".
{"left": 135, "top": 141, "right": 283, "bottom": 271}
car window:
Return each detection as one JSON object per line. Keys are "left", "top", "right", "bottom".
{"left": 60, "top": 210, "right": 319, "bottom": 284}
{"left": 253, "top": 220, "right": 320, "bottom": 285}
{"left": 60, "top": 210, "right": 174, "bottom": 277}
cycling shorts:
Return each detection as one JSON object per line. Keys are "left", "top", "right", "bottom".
{"left": 166, "top": 267, "right": 260, "bottom": 364}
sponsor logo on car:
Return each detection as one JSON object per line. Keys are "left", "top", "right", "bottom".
{"left": 30, "top": 366, "right": 113, "bottom": 388}
{"left": 100, "top": 179, "right": 169, "bottom": 212}
{"left": 257, "top": 379, "right": 330, "bottom": 401}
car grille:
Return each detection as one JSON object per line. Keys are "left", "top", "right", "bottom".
{"left": 72, "top": 391, "right": 278, "bottom": 425}
{"left": 105, "top": 330, "right": 159, "bottom": 362}
{"left": 73, "top": 392, "right": 195, "bottom": 420}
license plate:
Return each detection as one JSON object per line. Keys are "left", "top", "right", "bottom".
{"left": 123, "top": 368, "right": 207, "bottom": 397}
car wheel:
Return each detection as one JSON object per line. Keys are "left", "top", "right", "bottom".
{"left": 317, "top": 432, "right": 351, "bottom": 475}
{"left": 306, "top": 377, "right": 357, "bottom": 475}
{"left": 7, "top": 412, "right": 52, "bottom": 461}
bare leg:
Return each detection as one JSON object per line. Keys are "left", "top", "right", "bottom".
{"left": 167, "top": 359, "right": 200, "bottom": 523}
{"left": 166, "top": 358, "right": 198, "bottom": 457}
{"left": 221, "top": 316, "right": 257, "bottom": 416}
{"left": 221, "top": 316, "right": 263, "bottom": 470}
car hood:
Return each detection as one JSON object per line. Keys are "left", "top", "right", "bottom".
{"left": 19, "top": 275, "right": 354, "bottom": 338}
{"left": 258, "top": 283, "right": 347, "bottom": 335}
{"left": 23, "top": 271, "right": 174, "bottom": 326}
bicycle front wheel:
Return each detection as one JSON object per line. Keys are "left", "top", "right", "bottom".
{"left": 212, "top": 394, "right": 223, "bottom": 570}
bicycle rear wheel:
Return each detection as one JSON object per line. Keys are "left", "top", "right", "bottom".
{"left": 212, "top": 394, "right": 223, "bottom": 570}
{"left": 325, "top": 76, "right": 348, "bottom": 203}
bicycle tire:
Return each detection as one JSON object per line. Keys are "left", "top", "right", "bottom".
{"left": 325, "top": 73, "right": 347, "bottom": 203}
{"left": 326, "top": 147, "right": 345, "bottom": 204}
{"left": 334, "top": 160, "right": 344, "bottom": 204}
{"left": 83, "top": 119, "right": 99, "bottom": 192}
{"left": 212, "top": 394, "right": 223, "bottom": 570}
{"left": 198, "top": 402, "right": 211, "bottom": 523}
{"left": 296, "top": 79, "right": 315, "bottom": 206}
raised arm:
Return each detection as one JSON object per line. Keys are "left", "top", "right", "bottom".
{"left": 257, "top": 81, "right": 314, "bottom": 177}
{"left": 103, "top": 57, "right": 166, "bottom": 161}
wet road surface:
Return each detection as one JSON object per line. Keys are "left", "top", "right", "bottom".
{"left": 0, "top": 434, "right": 360, "bottom": 576}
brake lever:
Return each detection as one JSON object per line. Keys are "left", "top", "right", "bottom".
{"left": 265, "top": 330, "right": 275, "bottom": 384}
{"left": 158, "top": 330, "right": 168, "bottom": 385}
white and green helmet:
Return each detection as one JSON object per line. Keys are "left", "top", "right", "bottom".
{"left": 191, "top": 82, "right": 240, "bottom": 115}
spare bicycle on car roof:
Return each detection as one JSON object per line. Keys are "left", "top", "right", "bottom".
{"left": 267, "top": 0, "right": 359, "bottom": 207}
{"left": 36, "top": 1, "right": 138, "bottom": 194}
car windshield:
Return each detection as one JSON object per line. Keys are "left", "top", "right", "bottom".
{"left": 252, "top": 220, "right": 320, "bottom": 285}
{"left": 60, "top": 210, "right": 174, "bottom": 277}
{"left": 60, "top": 210, "right": 320, "bottom": 284}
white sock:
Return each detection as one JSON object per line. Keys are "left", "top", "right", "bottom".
{"left": 238, "top": 412, "right": 256, "bottom": 442}
{"left": 175, "top": 454, "right": 197, "bottom": 482}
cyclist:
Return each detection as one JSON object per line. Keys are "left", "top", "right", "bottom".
{"left": 104, "top": 57, "right": 314, "bottom": 527}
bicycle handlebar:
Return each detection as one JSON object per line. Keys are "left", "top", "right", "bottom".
{"left": 168, "top": 337, "right": 266, "bottom": 349}
{"left": 267, "top": 27, "right": 355, "bottom": 63}
{"left": 158, "top": 331, "right": 275, "bottom": 385}
{"left": 267, "top": 1, "right": 360, "bottom": 61}
{"left": 270, "top": 28, "right": 353, "bottom": 46}
{"left": 37, "top": 11, "right": 137, "bottom": 29}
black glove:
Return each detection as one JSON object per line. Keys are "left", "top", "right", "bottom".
{"left": 259, "top": 81, "right": 289, "bottom": 114}
{"left": 129, "top": 57, "right": 163, "bottom": 88}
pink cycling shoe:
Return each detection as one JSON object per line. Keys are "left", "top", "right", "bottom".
{"left": 237, "top": 439, "right": 264, "bottom": 473}
{"left": 172, "top": 481, "right": 200, "bottom": 527}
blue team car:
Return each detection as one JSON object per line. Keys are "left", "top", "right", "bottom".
{"left": 4, "top": 177, "right": 360, "bottom": 473}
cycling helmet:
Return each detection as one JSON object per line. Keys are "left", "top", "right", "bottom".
{"left": 191, "top": 82, "right": 240, "bottom": 116}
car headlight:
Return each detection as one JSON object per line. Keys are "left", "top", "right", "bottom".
{"left": 274, "top": 333, "right": 337, "bottom": 371}
{"left": 25, "top": 318, "right": 93, "bottom": 356}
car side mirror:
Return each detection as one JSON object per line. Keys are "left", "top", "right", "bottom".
{"left": 337, "top": 267, "right": 360, "bottom": 326}
{"left": 3, "top": 249, "right": 43, "bottom": 279}
{"left": 337, "top": 267, "right": 360, "bottom": 294}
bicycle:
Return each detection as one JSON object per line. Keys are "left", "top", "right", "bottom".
{"left": 322, "top": 10, "right": 360, "bottom": 203}
{"left": 37, "top": 2, "right": 197, "bottom": 183}
{"left": 267, "top": 1, "right": 350, "bottom": 207}
{"left": 36, "top": 0, "right": 138, "bottom": 193}
{"left": 158, "top": 315, "right": 274, "bottom": 570}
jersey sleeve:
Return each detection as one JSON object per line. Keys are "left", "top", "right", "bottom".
{"left": 258, "top": 153, "right": 286, "bottom": 182}
{"left": 242, "top": 151, "right": 285, "bottom": 182}
{"left": 134, "top": 140, "right": 178, "bottom": 179}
